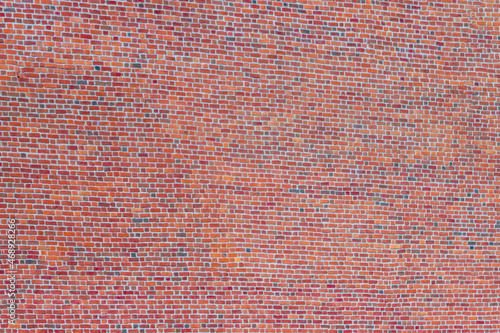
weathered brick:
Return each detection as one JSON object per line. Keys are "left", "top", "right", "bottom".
{"left": 2, "top": 0, "right": 500, "bottom": 332}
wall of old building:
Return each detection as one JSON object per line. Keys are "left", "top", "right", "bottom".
{"left": 2, "top": 0, "right": 500, "bottom": 331}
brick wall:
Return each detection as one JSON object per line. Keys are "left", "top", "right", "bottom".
{"left": 2, "top": 0, "right": 500, "bottom": 331}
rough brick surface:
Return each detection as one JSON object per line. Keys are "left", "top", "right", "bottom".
{"left": 2, "top": 0, "right": 500, "bottom": 332}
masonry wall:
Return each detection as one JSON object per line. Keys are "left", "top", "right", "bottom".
{"left": 2, "top": 0, "right": 500, "bottom": 332}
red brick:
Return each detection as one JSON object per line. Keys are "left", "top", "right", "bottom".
{"left": 2, "top": 0, "right": 500, "bottom": 332}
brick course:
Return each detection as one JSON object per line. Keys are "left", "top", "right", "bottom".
{"left": 2, "top": 0, "right": 500, "bottom": 331}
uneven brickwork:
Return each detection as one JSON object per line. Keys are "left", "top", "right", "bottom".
{"left": 2, "top": 0, "right": 500, "bottom": 332}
